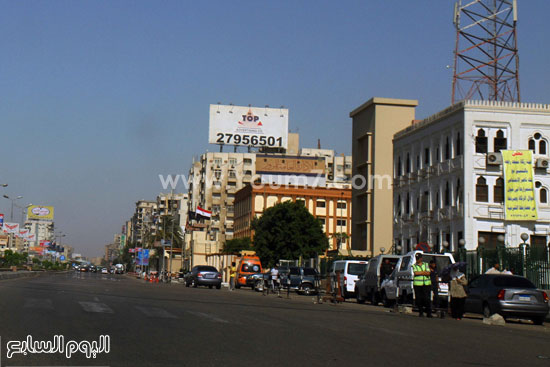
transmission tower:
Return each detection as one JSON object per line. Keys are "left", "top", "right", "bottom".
{"left": 451, "top": 0, "right": 520, "bottom": 104}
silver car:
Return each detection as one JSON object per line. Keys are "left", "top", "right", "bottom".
{"left": 465, "top": 274, "right": 549, "bottom": 325}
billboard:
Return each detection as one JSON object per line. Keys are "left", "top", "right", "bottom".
{"left": 27, "top": 205, "right": 54, "bottom": 220}
{"left": 3, "top": 223, "right": 19, "bottom": 234}
{"left": 502, "top": 150, "right": 537, "bottom": 221}
{"left": 209, "top": 104, "right": 288, "bottom": 149}
{"left": 255, "top": 155, "right": 326, "bottom": 175}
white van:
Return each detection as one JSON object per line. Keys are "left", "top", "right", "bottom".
{"left": 394, "top": 251, "right": 455, "bottom": 305}
{"left": 329, "top": 260, "right": 369, "bottom": 299}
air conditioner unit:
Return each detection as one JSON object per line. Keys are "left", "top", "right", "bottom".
{"left": 536, "top": 158, "right": 550, "bottom": 169}
{"left": 486, "top": 152, "right": 502, "bottom": 166}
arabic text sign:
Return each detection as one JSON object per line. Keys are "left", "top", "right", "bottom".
{"left": 502, "top": 150, "right": 537, "bottom": 221}
{"left": 27, "top": 205, "right": 54, "bottom": 220}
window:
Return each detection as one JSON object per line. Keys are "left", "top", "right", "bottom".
{"left": 416, "top": 155, "right": 420, "bottom": 170}
{"left": 228, "top": 170, "right": 236, "bottom": 178}
{"left": 229, "top": 158, "right": 237, "bottom": 166}
{"left": 494, "top": 130, "right": 507, "bottom": 152}
{"left": 456, "top": 132, "right": 462, "bottom": 156}
{"left": 529, "top": 133, "right": 547, "bottom": 155}
{"left": 396, "top": 195, "right": 401, "bottom": 216}
{"left": 296, "top": 199, "right": 305, "bottom": 206}
{"left": 444, "top": 182, "right": 450, "bottom": 206}
{"left": 406, "top": 193, "right": 410, "bottom": 214}
{"left": 214, "top": 158, "right": 222, "bottom": 166}
{"left": 336, "top": 219, "right": 346, "bottom": 226}
{"left": 494, "top": 178, "right": 504, "bottom": 203}
{"left": 445, "top": 137, "right": 450, "bottom": 160}
{"left": 212, "top": 205, "right": 220, "bottom": 213}
{"left": 420, "top": 191, "right": 429, "bottom": 213}
{"left": 475, "top": 129, "right": 488, "bottom": 153}
{"left": 214, "top": 170, "right": 221, "bottom": 180}
{"left": 227, "top": 205, "right": 234, "bottom": 213}
{"left": 397, "top": 157, "right": 402, "bottom": 177}
{"left": 316, "top": 200, "right": 326, "bottom": 208}
{"left": 424, "top": 148, "right": 430, "bottom": 165}
{"left": 400, "top": 256, "right": 411, "bottom": 271}
{"left": 406, "top": 153, "right": 411, "bottom": 173}
{"left": 337, "top": 202, "right": 347, "bottom": 209}
{"left": 541, "top": 188, "right": 548, "bottom": 204}
{"left": 476, "top": 176, "right": 488, "bottom": 202}
{"left": 456, "top": 178, "right": 462, "bottom": 205}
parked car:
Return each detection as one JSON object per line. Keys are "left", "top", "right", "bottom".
{"left": 114, "top": 264, "right": 124, "bottom": 274}
{"left": 235, "top": 255, "right": 263, "bottom": 289}
{"left": 355, "top": 254, "right": 401, "bottom": 304}
{"left": 393, "top": 251, "right": 455, "bottom": 305}
{"left": 380, "top": 265, "right": 401, "bottom": 307}
{"left": 465, "top": 274, "right": 549, "bottom": 325}
{"left": 79, "top": 265, "right": 89, "bottom": 272}
{"left": 329, "top": 260, "right": 369, "bottom": 299}
{"left": 101, "top": 267, "right": 109, "bottom": 274}
{"left": 184, "top": 266, "right": 222, "bottom": 289}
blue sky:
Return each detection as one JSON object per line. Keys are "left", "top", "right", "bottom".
{"left": 1, "top": 0, "right": 549, "bottom": 257}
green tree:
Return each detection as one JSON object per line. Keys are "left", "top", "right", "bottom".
{"left": 222, "top": 237, "right": 251, "bottom": 254}
{"left": 251, "top": 201, "right": 329, "bottom": 267}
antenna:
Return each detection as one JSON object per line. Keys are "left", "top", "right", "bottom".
{"left": 451, "top": 0, "right": 520, "bottom": 104}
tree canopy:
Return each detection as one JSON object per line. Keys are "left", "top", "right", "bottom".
{"left": 222, "top": 237, "right": 251, "bottom": 255}
{"left": 251, "top": 201, "right": 329, "bottom": 267}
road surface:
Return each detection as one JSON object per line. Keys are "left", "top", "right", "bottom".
{"left": 0, "top": 272, "right": 549, "bottom": 366}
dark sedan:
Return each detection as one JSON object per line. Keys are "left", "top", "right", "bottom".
{"left": 465, "top": 274, "right": 549, "bottom": 324}
{"left": 184, "top": 266, "right": 222, "bottom": 289}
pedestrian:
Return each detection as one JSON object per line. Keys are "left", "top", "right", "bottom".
{"left": 412, "top": 253, "right": 432, "bottom": 318}
{"left": 270, "top": 263, "right": 280, "bottom": 292}
{"left": 485, "top": 263, "right": 501, "bottom": 274}
{"left": 450, "top": 264, "right": 468, "bottom": 320}
{"left": 429, "top": 260, "right": 439, "bottom": 310}
{"left": 229, "top": 262, "right": 236, "bottom": 291}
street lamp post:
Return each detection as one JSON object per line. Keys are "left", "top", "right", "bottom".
{"left": 520, "top": 232, "right": 529, "bottom": 277}
{"left": 442, "top": 241, "right": 449, "bottom": 254}
{"left": 3, "top": 195, "right": 23, "bottom": 222}
{"left": 458, "top": 239, "right": 466, "bottom": 262}
{"left": 478, "top": 236, "right": 486, "bottom": 273}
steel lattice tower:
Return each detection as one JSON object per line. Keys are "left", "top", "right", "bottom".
{"left": 452, "top": 0, "right": 520, "bottom": 104}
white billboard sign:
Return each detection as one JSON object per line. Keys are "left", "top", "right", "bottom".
{"left": 209, "top": 104, "right": 288, "bottom": 149}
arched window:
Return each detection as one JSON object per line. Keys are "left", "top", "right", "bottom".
{"left": 494, "top": 178, "right": 504, "bottom": 203}
{"left": 456, "top": 132, "right": 462, "bottom": 156}
{"left": 396, "top": 195, "right": 402, "bottom": 215}
{"left": 494, "top": 129, "right": 507, "bottom": 152}
{"left": 476, "top": 176, "right": 488, "bottom": 202}
{"left": 540, "top": 188, "right": 548, "bottom": 204}
{"left": 540, "top": 140, "right": 547, "bottom": 155}
{"left": 529, "top": 133, "right": 548, "bottom": 155}
{"left": 476, "top": 129, "right": 488, "bottom": 153}
{"left": 445, "top": 137, "right": 450, "bottom": 160}
{"left": 397, "top": 157, "right": 402, "bottom": 177}
{"left": 456, "top": 178, "right": 462, "bottom": 204}
{"left": 444, "top": 181, "right": 450, "bottom": 206}
{"left": 406, "top": 153, "right": 410, "bottom": 173}
{"left": 406, "top": 193, "right": 410, "bottom": 214}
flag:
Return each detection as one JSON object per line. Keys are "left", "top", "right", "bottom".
{"left": 196, "top": 206, "right": 212, "bottom": 218}
{"left": 0, "top": 214, "right": 4, "bottom": 227}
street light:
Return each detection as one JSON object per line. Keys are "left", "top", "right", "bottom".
{"left": 3, "top": 195, "right": 23, "bottom": 222}
{"left": 380, "top": 247, "right": 386, "bottom": 254}
{"left": 520, "top": 233, "right": 529, "bottom": 277}
{"left": 442, "top": 241, "right": 449, "bottom": 254}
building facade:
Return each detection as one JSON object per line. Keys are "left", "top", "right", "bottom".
{"left": 393, "top": 100, "right": 550, "bottom": 253}
{"left": 350, "top": 97, "right": 419, "bottom": 256}
{"left": 234, "top": 185, "right": 352, "bottom": 252}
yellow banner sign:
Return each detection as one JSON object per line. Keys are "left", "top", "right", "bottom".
{"left": 27, "top": 205, "right": 54, "bottom": 220}
{"left": 502, "top": 150, "right": 537, "bottom": 221}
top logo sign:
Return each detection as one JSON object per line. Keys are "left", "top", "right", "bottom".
{"left": 27, "top": 205, "right": 55, "bottom": 220}
{"left": 209, "top": 104, "right": 288, "bottom": 149}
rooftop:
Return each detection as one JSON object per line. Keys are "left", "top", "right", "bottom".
{"left": 394, "top": 100, "right": 550, "bottom": 140}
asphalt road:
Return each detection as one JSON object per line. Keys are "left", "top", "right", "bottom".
{"left": 0, "top": 272, "right": 549, "bottom": 367}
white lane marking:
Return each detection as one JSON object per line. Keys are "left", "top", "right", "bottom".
{"left": 135, "top": 306, "right": 177, "bottom": 319}
{"left": 186, "top": 311, "right": 230, "bottom": 324}
{"left": 24, "top": 298, "right": 53, "bottom": 309}
{"left": 78, "top": 301, "right": 114, "bottom": 313}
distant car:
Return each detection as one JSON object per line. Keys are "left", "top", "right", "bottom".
{"left": 114, "top": 264, "right": 124, "bottom": 274}
{"left": 101, "top": 268, "right": 109, "bottom": 274}
{"left": 184, "top": 266, "right": 222, "bottom": 289}
{"left": 89, "top": 265, "right": 97, "bottom": 273}
{"left": 465, "top": 274, "right": 549, "bottom": 325}
{"left": 79, "top": 265, "right": 89, "bottom": 272}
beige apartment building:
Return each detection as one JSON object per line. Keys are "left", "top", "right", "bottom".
{"left": 350, "top": 97, "right": 418, "bottom": 256}
{"left": 183, "top": 133, "right": 352, "bottom": 268}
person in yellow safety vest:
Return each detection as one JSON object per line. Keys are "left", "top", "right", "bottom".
{"left": 229, "top": 262, "right": 236, "bottom": 291}
{"left": 412, "top": 253, "right": 433, "bottom": 318}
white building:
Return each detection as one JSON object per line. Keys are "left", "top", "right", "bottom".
{"left": 393, "top": 100, "right": 550, "bottom": 253}
{"left": 25, "top": 219, "right": 54, "bottom": 250}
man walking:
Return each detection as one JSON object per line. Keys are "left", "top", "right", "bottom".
{"left": 412, "top": 253, "right": 432, "bottom": 318}
{"left": 485, "top": 263, "right": 501, "bottom": 274}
